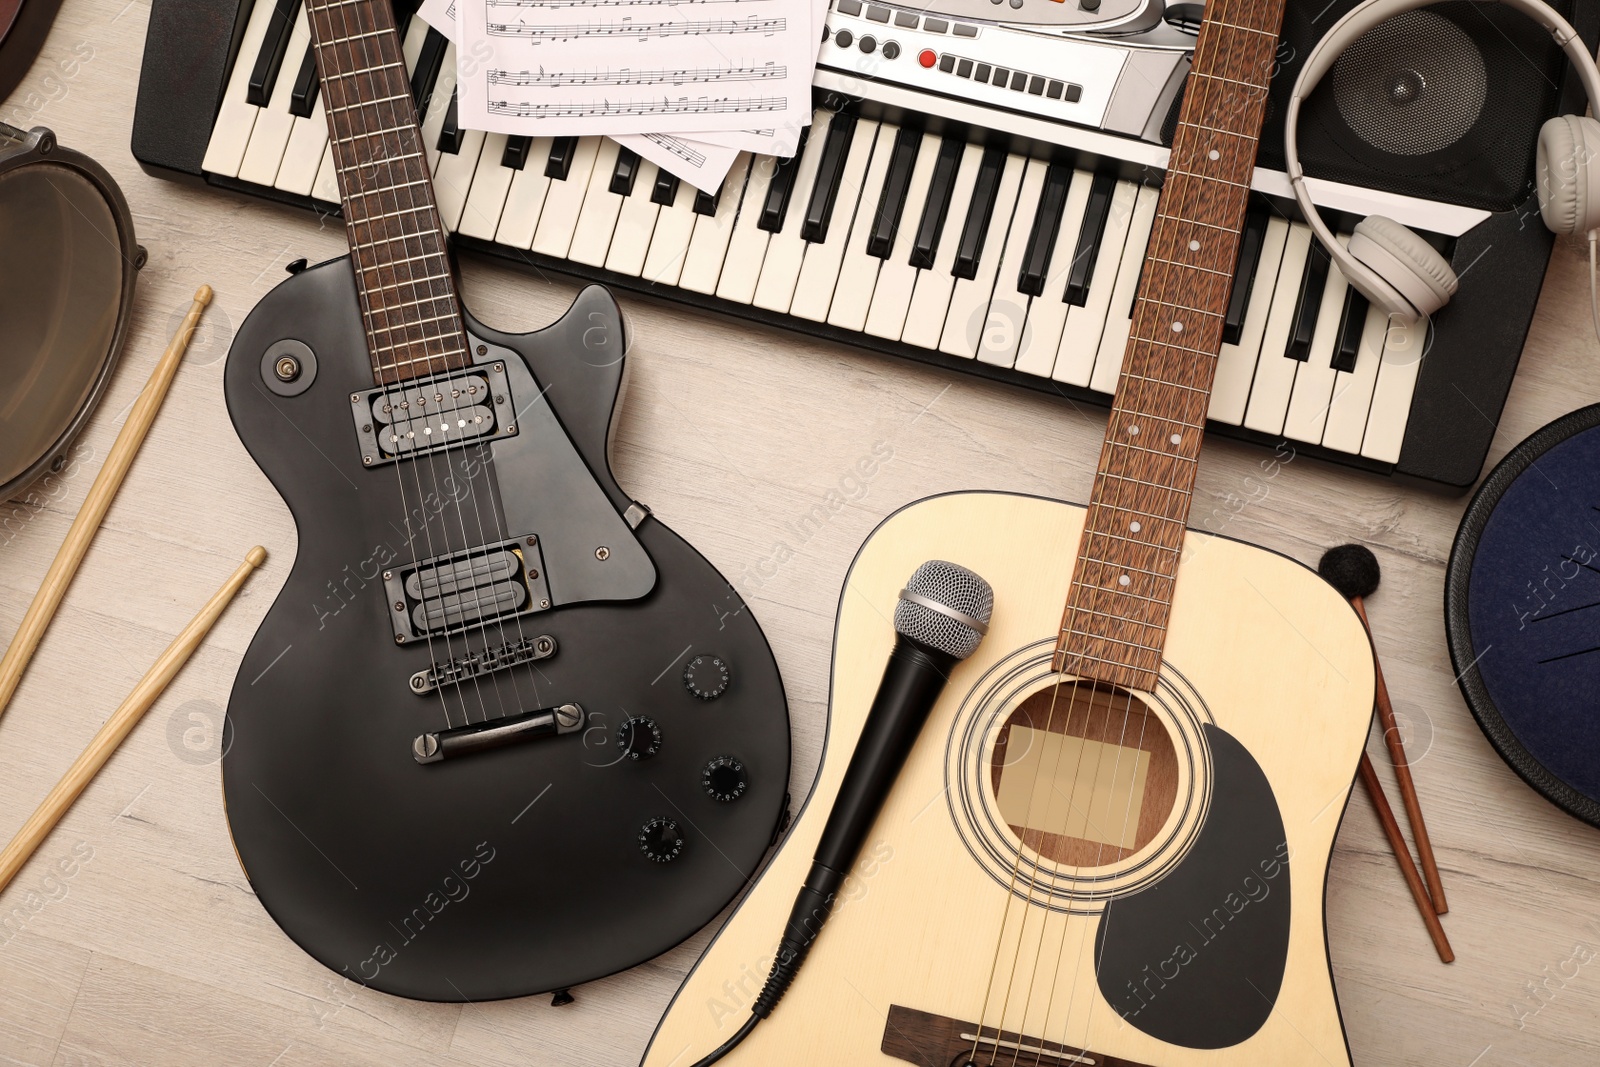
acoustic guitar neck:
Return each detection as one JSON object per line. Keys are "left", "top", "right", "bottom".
{"left": 1053, "top": 0, "right": 1287, "bottom": 692}
{"left": 305, "top": 0, "right": 471, "bottom": 387}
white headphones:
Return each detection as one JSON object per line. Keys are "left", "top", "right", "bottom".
{"left": 1286, "top": 0, "right": 1600, "bottom": 322}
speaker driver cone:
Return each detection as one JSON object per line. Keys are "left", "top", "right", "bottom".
{"left": 1331, "top": 9, "right": 1487, "bottom": 156}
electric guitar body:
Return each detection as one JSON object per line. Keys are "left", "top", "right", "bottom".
{"left": 642, "top": 491, "right": 1373, "bottom": 1066}
{"left": 216, "top": 0, "right": 788, "bottom": 1001}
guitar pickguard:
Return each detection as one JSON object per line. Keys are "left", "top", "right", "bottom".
{"left": 1094, "top": 724, "right": 1291, "bottom": 1048}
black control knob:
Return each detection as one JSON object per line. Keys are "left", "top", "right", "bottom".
{"left": 639, "top": 817, "right": 685, "bottom": 862}
{"left": 882, "top": 40, "right": 900, "bottom": 59}
{"left": 617, "top": 716, "right": 662, "bottom": 760}
{"left": 858, "top": 34, "right": 876, "bottom": 53}
{"left": 834, "top": 27, "right": 853, "bottom": 47}
{"left": 702, "top": 757, "right": 748, "bottom": 802}
{"left": 683, "top": 655, "right": 731, "bottom": 700}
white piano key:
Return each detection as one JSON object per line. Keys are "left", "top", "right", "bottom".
{"left": 1360, "top": 314, "right": 1425, "bottom": 464}
{"left": 1013, "top": 169, "right": 1092, "bottom": 378}
{"left": 1087, "top": 183, "right": 1160, "bottom": 393}
{"left": 494, "top": 138, "right": 555, "bottom": 249}
{"left": 754, "top": 112, "right": 835, "bottom": 314}
{"left": 276, "top": 93, "right": 328, "bottom": 196}
{"left": 716, "top": 157, "right": 776, "bottom": 304}
{"left": 200, "top": 0, "right": 279, "bottom": 178}
{"left": 531, "top": 136, "right": 601, "bottom": 259}
{"left": 826, "top": 123, "right": 898, "bottom": 333}
{"left": 680, "top": 154, "right": 750, "bottom": 294}
{"left": 1284, "top": 235, "right": 1354, "bottom": 444}
{"left": 974, "top": 158, "right": 1047, "bottom": 368}
{"left": 237, "top": 5, "right": 310, "bottom": 187}
{"left": 1210, "top": 216, "right": 1290, "bottom": 425}
{"left": 456, "top": 134, "right": 514, "bottom": 240}
{"left": 606, "top": 161, "right": 663, "bottom": 276}
{"left": 792, "top": 118, "right": 879, "bottom": 323}
{"left": 1242, "top": 222, "right": 1314, "bottom": 434}
{"left": 1321, "top": 302, "right": 1388, "bottom": 454}
{"left": 939, "top": 153, "right": 1027, "bottom": 360}
{"left": 642, "top": 175, "right": 699, "bottom": 286}
{"left": 1053, "top": 179, "right": 1140, "bottom": 387}
{"left": 311, "top": 141, "right": 339, "bottom": 204}
{"left": 568, "top": 139, "right": 626, "bottom": 267}
{"left": 435, "top": 129, "right": 485, "bottom": 232}
{"left": 420, "top": 43, "right": 458, "bottom": 175}
{"left": 902, "top": 142, "right": 984, "bottom": 350}
{"left": 863, "top": 132, "right": 942, "bottom": 342}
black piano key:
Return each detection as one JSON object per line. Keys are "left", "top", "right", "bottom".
{"left": 866, "top": 125, "right": 921, "bottom": 260}
{"left": 609, "top": 147, "right": 641, "bottom": 195}
{"left": 909, "top": 136, "right": 966, "bottom": 270}
{"left": 436, "top": 88, "right": 464, "bottom": 155}
{"left": 1286, "top": 240, "right": 1332, "bottom": 361}
{"left": 693, "top": 186, "right": 720, "bottom": 215}
{"left": 1222, "top": 208, "right": 1268, "bottom": 345}
{"left": 758, "top": 127, "right": 811, "bottom": 233}
{"left": 1064, "top": 172, "right": 1117, "bottom": 306}
{"left": 546, "top": 136, "right": 579, "bottom": 180}
{"left": 652, "top": 170, "right": 680, "bottom": 206}
{"left": 951, "top": 145, "right": 1006, "bottom": 281}
{"left": 801, "top": 113, "right": 858, "bottom": 243}
{"left": 288, "top": 43, "right": 319, "bottom": 118}
{"left": 501, "top": 135, "right": 533, "bottom": 170}
{"left": 246, "top": 0, "right": 301, "bottom": 107}
{"left": 1331, "top": 289, "right": 1370, "bottom": 373}
{"left": 411, "top": 27, "right": 448, "bottom": 113}
{"left": 1017, "top": 161, "right": 1071, "bottom": 297}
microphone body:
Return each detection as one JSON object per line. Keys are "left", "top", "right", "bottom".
{"left": 753, "top": 562, "right": 992, "bottom": 1019}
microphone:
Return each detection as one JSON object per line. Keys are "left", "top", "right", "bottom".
{"left": 755, "top": 562, "right": 992, "bottom": 1020}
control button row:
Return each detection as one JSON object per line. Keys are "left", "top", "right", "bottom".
{"left": 833, "top": 0, "right": 977, "bottom": 37}
{"left": 935, "top": 52, "right": 1083, "bottom": 102}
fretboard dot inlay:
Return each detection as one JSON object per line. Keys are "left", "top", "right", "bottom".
{"left": 1188, "top": 239, "right": 1201, "bottom": 251}
{"left": 1119, "top": 575, "right": 1132, "bottom": 587}
{"left": 1128, "top": 424, "right": 1140, "bottom": 435}
{"left": 1208, "top": 149, "right": 1220, "bottom": 161}
{"left": 1170, "top": 433, "right": 1182, "bottom": 445}
{"left": 1171, "top": 321, "right": 1184, "bottom": 332}
{"left": 1130, "top": 521, "right": 1142, "bottom": 533}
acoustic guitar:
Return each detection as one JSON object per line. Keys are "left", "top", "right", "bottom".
{"left": 641, "top": 0, "right": 1376, "bottom": 1060}
{"left": 218, "top": 0, "right": 790, "bottom": 1000}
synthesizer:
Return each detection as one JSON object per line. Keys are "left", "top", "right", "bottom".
{"left": 132, "top": 0, "right": 1598, "bottom": 489}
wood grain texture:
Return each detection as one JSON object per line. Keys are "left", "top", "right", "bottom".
{"left": 642, "top": 491, "right": 1374, "bottom": 1066}
{"left": 5, "top": 0, "right": 1600, "bottom": 1062}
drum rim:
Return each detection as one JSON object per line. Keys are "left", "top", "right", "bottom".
{"left": 1445, "top": 401, "right": 1600, "bottom": 828}
{"left": 0, "top": 124, "right": 143, "bottom": 502}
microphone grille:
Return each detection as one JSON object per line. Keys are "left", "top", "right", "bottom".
{"left": 894, "top": 560, "right": 994, "bottom": 660}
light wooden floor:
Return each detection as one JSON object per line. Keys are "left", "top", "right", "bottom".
{"left": 4, "top": 3, "right": 1600, "bottom": 1064}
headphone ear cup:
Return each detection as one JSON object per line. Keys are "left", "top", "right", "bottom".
{"left": 1348, "top": 215, "right": 1458, "bottom": 318}
{"left": 1538, "top": 115, "right": 1600, "bottom": 236}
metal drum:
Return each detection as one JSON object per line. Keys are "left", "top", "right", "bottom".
{"left": 0, "top": 122, "right": 143, "bottom": 500}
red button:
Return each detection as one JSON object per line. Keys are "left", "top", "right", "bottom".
{"left": 919, "top": 49, "right": 937, "bottom": 68}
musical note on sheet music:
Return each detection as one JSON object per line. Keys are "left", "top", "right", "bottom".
{"left": 455, "top": 0, "right": 814, "bottom": 140}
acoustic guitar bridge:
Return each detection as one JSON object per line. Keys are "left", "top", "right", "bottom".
{"left": 413, "top": 703, "right": 585, "bottom": 764}
{"left": 881, "top": 1005, "right": 1155, "bottom": 1067}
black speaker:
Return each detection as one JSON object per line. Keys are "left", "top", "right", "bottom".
{"left": 1167, "top": 0, "right": 1589, "bottom": 213}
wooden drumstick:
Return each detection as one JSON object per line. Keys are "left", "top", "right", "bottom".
{"left": 0, "top": 546, "right": 265, "bottom": 894}
{"left": 1320, "top": 544, "right": 1448, "bottom": 914}
{"left": 0, "top": 286, "right": 213, "bottom": 721}
{"left": 1358, "top": 753, "right": 1454, "bottom": 963}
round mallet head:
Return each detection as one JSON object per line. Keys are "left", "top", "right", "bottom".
{"left": 1318, "top": 543, "right": 1381, "bottom": 602}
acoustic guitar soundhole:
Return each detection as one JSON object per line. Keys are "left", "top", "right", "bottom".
{"left": 989, "top": 682, "right": 1179, "bottom": 868}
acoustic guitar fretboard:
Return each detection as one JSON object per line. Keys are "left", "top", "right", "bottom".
{"left": 1054, "top": 0, "right": 1286, "bottom": 691}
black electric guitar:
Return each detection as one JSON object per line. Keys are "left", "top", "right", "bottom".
{"left": 219, "top": 0, "right": 789, "bottom": 1001}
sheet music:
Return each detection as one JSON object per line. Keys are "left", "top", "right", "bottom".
{"left": 455, "top": 0, "right": 814, "bottom": 139}
{"left": 613, "top": 132, "right": 739, "bottom": 191}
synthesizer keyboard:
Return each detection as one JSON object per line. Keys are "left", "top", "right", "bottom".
{"left": 133, "top": 0, "right": 1597, "bottom": 489}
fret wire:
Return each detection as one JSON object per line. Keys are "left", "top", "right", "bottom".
{"left": 1144, "top": 255, "right": 1232, "bottom": 278}
{"left": 1065, "top": 603, "right": 1172, "bottom": 627}
{"left": 377, "top": 347, "right": 473, "bottom": 368}
{"left": 328, "top": 93, "right": 412, "bottom": 112}
{"left": 1059, "top": 629, "right": 1166, "bottom": 655}
{"left": 1074, "top": 558, "right": 1178, "bottom": 581}
{"left": 1165, "top": 167, "right": 1251, "bottom": 191}
{"left": 1057, "top": 649, "right": 1159, "bottom": 675}
{"left": 1069, "top": 583, "right": 1173, "bottom": 606}
{"left": 367, "top": 311, "right": 459, "bottom": 335}
{"left": 354, "top": 250, "right": 451, "bottom": 270}
{"left": 1105, "top": 438, "right": 1202, "bottom": 461}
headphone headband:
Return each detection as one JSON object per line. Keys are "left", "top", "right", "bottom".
{"left": 1284, "top": 0, "right": 1600, "bottom": 318}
